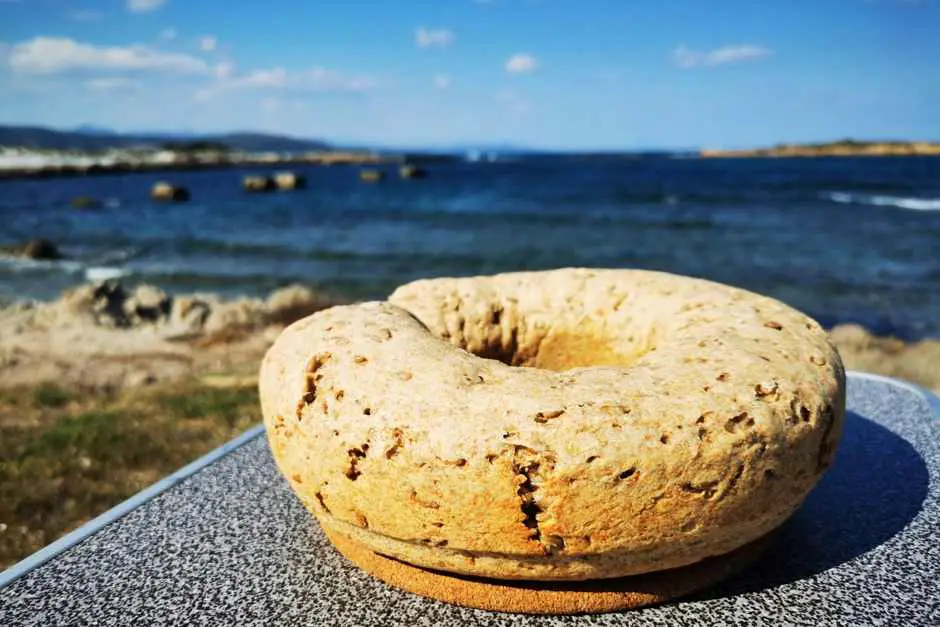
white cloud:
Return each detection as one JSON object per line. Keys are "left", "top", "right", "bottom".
{"left": 6, "top": 37, "right": 208, "bottom": 74}
{"left": 231, "top": 67, "right": 288, "bottom": 88}
{"left": 433, "top": 74, "right": 451, "bottom": 90}
{"left": 127, "top": 0, "right": 166, "bottom": 13}
{"left": 195, "top": 65, "right": 375, "bottom": 102}
{"left": 673, "top": 44, "right": 771, "bottom": 69}
{"left": 415, "top": 27, "right": 454, "bottom": 48}
{"left": 85, "top": 77, "right": 139, "bottom": 91}
{"left": 214, "top": 61, "right": 234, "bottom": 79}
{"left": 159, "top": 28, "right": 177, "bottom": 41}
{"left": 199, "top": 35, "right": 217, "bottom": 52}
{"left": 505, "top": 53, "right": 537, "bottom": 74}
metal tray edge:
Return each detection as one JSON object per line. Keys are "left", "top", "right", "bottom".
{"left": 0, "top": 424, "right": 266, "bottom": 589}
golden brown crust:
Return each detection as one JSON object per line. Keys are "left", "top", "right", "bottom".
{"left": 322, "top": 522, "right": 776, "bottom": 614}
{"left": 260, "top": 268, "right": 845, "bottom": 581}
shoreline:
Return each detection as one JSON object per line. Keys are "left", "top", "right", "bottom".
{"left": 1, "top": 279, "right": 937, "bottom": 394}
{"left": 700, "top": 140, "right": 940, "bottom": 159}
{"left": 0, "top": 151, "right": 453, "bottom": 181}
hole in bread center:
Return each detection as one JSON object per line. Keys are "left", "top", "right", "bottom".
{"left": 453, "top": 314, "right": 653, "bottom": 372}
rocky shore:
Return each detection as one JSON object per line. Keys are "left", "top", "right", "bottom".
{"left": 1, "top": 280, "right": 937, "bottom": 394}
{"left": 0, "top": 281, "right": 341, "bottom": 390}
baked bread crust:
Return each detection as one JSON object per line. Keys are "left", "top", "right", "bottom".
{"left": 260, "top": 269, "right": 845, "bottom": 581}
{"left": 320, "top": 523, "right": 776, "bottom": 614}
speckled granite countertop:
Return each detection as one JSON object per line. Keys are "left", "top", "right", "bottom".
{"left": 1, "top": 372, "right": 938, "bottom": 626}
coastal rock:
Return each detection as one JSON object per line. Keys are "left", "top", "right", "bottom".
{"left": 167, "top": 296, "right": 213, "bottom": 336}
{"left": 829, "top": 324, "right": 940, "bottom": 393}
{"left": 399, "top": 164, "right": 427, "bottom": 179}
{"left": 265, "top": 284, "right": 332, "bottom": 326}
{"left": 274, "top": 172, "right": 306, "bottom": 190}
{"left": 34, "top": 281, "right": 171, "bottom": 329}
{"left": 202, "top": 297, "right": 269, "bottom": 335}
{"left": 360, "top": 169, "right": 385, "bottom": 183}
{"left": 0, "top": 281, "right": 339, "bottom": 390}
{"left": 70, "top": 196, "right": 102, "bottom": 210}
{"left": 34, "top": 280, "right": 126, "bottom": 327}
{"left": 124, "top": 285, "right": 172, "bottom": 325}
{"left": 1, "top": 238, "right": 62, "bottom": 261}
{"left": 27, "top": 280, "right": 338, "bottom": 339}
{"left": 151, "top": 182, "right": 190, "bottom": 202}
{"left": 243, "top": 175, "right": 276, "bottom": 192}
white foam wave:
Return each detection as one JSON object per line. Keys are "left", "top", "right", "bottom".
{"left": 85, "top": 266, "right": 129, "bottom": 282}
{"left": 94, "top": 247, "right": 139, "bottom": 265}
{"left": 0, "top": 255, "right": 83, "bottom": 273}
{"left": 825, "top": 192, "right": 940, "bottom": 211}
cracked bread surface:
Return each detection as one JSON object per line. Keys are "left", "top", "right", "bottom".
{"left": 259, "top": 268, "right": 845, "bottom": 581}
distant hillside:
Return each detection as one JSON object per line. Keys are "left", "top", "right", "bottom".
{"left": 0, "top": 125, "right": 333, "bottom": 153}
{"left": 701, "top": 139, "right": 940, "bottom": 158}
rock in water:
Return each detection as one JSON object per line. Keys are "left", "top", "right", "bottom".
{"left": 0, "top": 238, "right": 62, "bottom": 260}
{"left": 274, "top": 172, "right": 306, "bottom": 190}
{"left": 360, "top": 169, "right": 385, "bottom": 183}
{"left": 243, "top": 175, "right": 276, "bottom": 192}
{"left": 151, "top": 182, "right": 190, "bottom": 202}
{"left": 399, "top": 164, "right": 427, "bottom": 179}
{"left": 71, "top": 196, "right": 103, "bottom": 210}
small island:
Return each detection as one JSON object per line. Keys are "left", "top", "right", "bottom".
{"left": 700, "top": 139, "right": 940, "bottom": 158}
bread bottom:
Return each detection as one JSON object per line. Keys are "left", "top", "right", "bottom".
{"left": 322, "top": 523, "right": 775, "bottom": 615}
{"left": 317, "top": 504, "right": 795, "bottom": 581}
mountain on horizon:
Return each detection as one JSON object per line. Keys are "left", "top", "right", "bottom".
{"left": 73, "top": 124, "right": 120, "bottom": 137}
{"left": 0, "top": 125, "right": 333, "bottom": 153}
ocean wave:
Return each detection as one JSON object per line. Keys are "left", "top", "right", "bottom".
{"left": 85, "top": 266, "right": 129, "bottom": 282}
{"left": 0, "top": 252, "right": 131, "bottom": 283}
{"left": 0, "top": 255, "right": 84, "bottom": 274}
{"left": 91, "top": 246, "right": 141, "bottom": 265}
{"left": 824, "top": 192, "right": 940, "bottom": 211}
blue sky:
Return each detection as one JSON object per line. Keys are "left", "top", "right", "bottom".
{"left": 0, "top": 0, "right": 937, "bottom": 149}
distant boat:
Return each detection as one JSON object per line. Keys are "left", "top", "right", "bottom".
{"left": 466, "top": 150, "right": 482, "bottom": 162}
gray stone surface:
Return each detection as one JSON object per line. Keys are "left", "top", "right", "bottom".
{"left": 1, "top": 373, "right": 938, "bottom": 626}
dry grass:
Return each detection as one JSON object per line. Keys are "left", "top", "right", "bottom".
{"left": 0, "top": 381, "right": 260, "bottom": 569}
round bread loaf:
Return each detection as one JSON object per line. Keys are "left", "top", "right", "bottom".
{"left": 260, "top": 268, "right": 845, "bottom": 581}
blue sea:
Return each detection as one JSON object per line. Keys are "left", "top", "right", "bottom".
{"left": 1, "top": 156, "right": 939, "bottom": 339}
